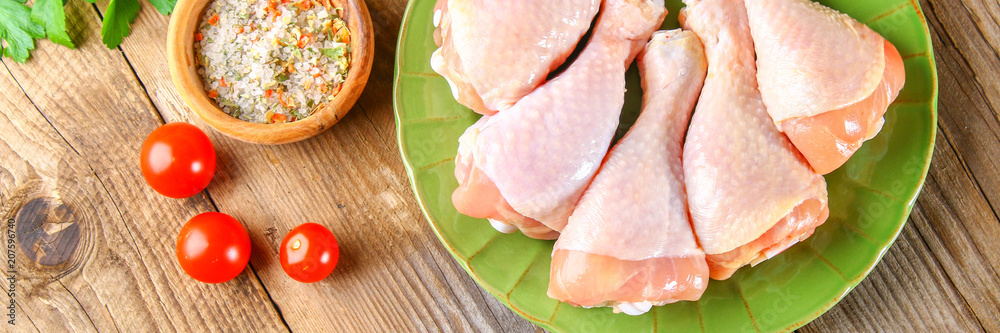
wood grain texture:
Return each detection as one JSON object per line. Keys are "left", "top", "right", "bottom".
{"left": 0, "top": 0, "right": 998, "bottom": 331}
{"left": 0, "top": 1, "right": 287, "bottom": 331}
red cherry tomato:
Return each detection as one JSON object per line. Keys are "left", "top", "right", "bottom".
{"left": 280, "top": 223, "right": 339, "bottom": 283}
{"left": 140, "top": 122, "right": 216, "bottom": 198}
{"left": 177, "top": 212, "right": 251, "bottom": 283}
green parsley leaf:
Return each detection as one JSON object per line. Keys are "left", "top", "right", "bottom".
{"left": 30, "top": 0, "right": 74, "bottom": 48}
{"left": 320, "top": 44, "right": 346, "bottom": 59}
{"left": 147, "top": 0, "right": 177, "bottom": 15}
{"left": 0, "top": 0, "right": 45, "bottom": 62}
{"left": 100, "top": 0, "right": 140, "bottom": 49}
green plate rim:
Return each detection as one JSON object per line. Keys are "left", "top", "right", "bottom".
{"left": 392, "top": 1, "right": 939, "bottom": 331}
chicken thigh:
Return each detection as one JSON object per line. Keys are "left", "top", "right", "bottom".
{"left": 452, "top": 0, "right": 667, "bottom": 239}
{"left": 680, "top": 0, "right": 829, "bottom": 280}
{"left": 548, "top": 29, "right": 709, "bottom": 315}
{"left": 431, "top": 0, "right": 601, "bottom": 115}
{"left": 745, "top": 0, "right": 906, "bottom": 174}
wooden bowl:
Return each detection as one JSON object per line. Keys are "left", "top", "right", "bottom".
{"left": 167, "top": 0, "right": 374, "bottom": 144}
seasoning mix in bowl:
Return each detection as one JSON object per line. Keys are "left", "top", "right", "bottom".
{"left": 169, "top": 0, "right": 372, "bottom": 144}
{"left": 194, "top": 0, "right": 352, "bottom": 123}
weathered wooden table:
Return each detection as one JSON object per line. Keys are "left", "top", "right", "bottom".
{"left": 1, "top": 0, "right": 997, "bottom": 331}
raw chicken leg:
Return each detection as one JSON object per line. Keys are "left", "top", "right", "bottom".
{"left": 745, "top": 0, "right": 906, "bottom": 174}
{"left": 680, "top": 0, "right": 829, "bottom": 280}
{"left": 548, "top": 30, "right": 709, "bottom": 314}
{"left": 431, "top": 0, "right": 601, "bottom": 115}
{"left": 452, "top": 0, "right": 667, "bottom": 239}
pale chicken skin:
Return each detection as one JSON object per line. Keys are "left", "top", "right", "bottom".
{"left": 452, "top": 117, "right": 559, "bottom": 239}
{"left": 431, "top": 0, "right": 600, "bottom": 115}
{"left": 680, "top": 0, "right": 829, "bottom": 280}
{"left": 452, "top": 0, "right": 667, "bottom": 239}
{"left": 548, "top": 29, "right": 709, "bottom": 315}
{"left": 745, "top": 0, "right": 906, "bottom": 174}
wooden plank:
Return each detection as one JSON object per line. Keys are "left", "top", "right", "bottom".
{"left": 348, "top": 0, "right": 409, "bottom": 145}
{"left": 0, "top": 0, "right": 287, "bottom": 331}
{"left": 96, "top": 0, "right": 540, "bottom": 331}
{"left": 922, "top": 0, "right": 1000, "bottom": 217}
{"left": 0, "top": 70, "right": 111, "bottom": 333}
{"left": 908, "top": 135, "right": 1000, "bottom": 331}
{"left": 921, "top": 0, "right": 1000, "bottom": 275}
{"left": 932, "top": 0, "right": 1000, "bottom": 111}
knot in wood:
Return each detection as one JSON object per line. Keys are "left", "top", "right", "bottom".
{"left": 15, "top": 197, "right": 81, "bottom": 267}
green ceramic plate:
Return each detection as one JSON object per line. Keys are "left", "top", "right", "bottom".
{"left": 393, "top": 1, "right": 938, "bottom": 331}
